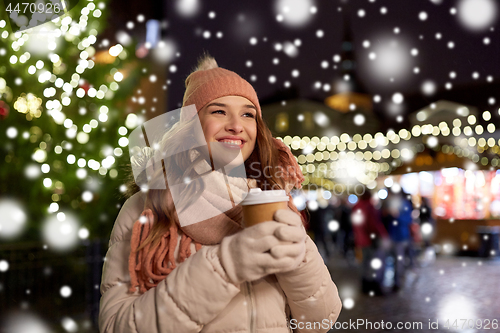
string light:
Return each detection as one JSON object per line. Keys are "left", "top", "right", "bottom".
{"left": 286, "top": 108, "right": 500, "bottom": 187}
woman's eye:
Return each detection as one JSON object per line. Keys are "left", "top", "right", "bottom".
{"left": 244, "top": 112, "right": 255, "bottom": 118}
{"left": 211, "top": 110, "right": 225, "bottom": 115}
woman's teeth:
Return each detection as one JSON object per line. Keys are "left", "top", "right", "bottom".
{"left": 218, "top": 139, "right": 242, "bottom": 145}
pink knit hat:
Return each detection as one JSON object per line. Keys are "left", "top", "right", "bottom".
{"left": 181, "top": 56, "right": 261, "bottom": 120}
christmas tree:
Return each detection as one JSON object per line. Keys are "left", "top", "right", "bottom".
{"left": 0, "top": 0, "right": 144, "bottom": 248}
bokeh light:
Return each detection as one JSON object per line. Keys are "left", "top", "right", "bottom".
{"left": 274, "top": 0, "right": 316, "bottom": 28}
{"left": 175, "top": 0, "right": 200, "bottom": 18}
{"left": 437, "top": 293, "right": 478, "bottom": 326}
{"left": 457, "top": 0, "right": 497, "bottom": 32}
{"left": 3, "top": 312, "right": 51, "bottom": 333}
{"left": 343, "top": 297, "right": 355, "bottom": 310}
{"left": 370, "top": 258, "right": 382, "bottom": 270}
{"left": 0, "top": 199, "right": 27, "bottom": 240}
{"left": 61, "top": 316, "right": 78, "bottom": 332}
{"left": 42, "top": 212, "right": 80, "bottom": 251}
{"left": 364, "top": 37, "right": 413, "bottom": 84}
{"left": 328, "top": 220, "right": 339, "bottom": 232}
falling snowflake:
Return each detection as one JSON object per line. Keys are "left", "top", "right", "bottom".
{"left": 457, "top": 0, "right": 497, "bottom": 31}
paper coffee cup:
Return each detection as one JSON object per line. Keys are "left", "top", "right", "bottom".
{"left": 241, "top": 188, "right": 289, "bottom": 227}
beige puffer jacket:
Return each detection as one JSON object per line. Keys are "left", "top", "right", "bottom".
{"left": 99, "top": 192, "right": 342, "bottom": 333}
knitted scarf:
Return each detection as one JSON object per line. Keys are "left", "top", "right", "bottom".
{"left": 128, "top": 138, "right": 304, "bottom": 293}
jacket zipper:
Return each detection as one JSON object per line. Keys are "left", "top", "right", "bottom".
{"left": 245, "top": 281, "right": 257, "bottom": 333}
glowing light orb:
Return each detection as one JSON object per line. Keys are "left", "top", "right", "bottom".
{"left": 82, "top": 191, "right": 93, "bottom": 202}
{"left": 457, "top": 0, "right": 497, "bottom": 31}
{"left": 61, "top": 317, "right": 78, "bottom": 332}
{"left": 365, "top": 38, "right": 412, "bottom": 83}
{"left": 307, "top": 200, "right": 319, "bottom": 211}
{"left": 274, "top": 0, "right": 316, "bottom": 28}
{"left": 3, "top": 312, "right": 51, "bottom": 333}
{"left": 60, "top": 285, "right": 72, "bottom": 298}
{"left": 421, "top": 223, "right": 433, "bottom": 235}
{"left": 116, "top": 31, "right": 132, "bottom": 46}
{"left": 384, "top": 177, "right": 394, "bottom": 187}
{"left": 343, "top": 297, "right": 355, "bottom": 309}
{"left": 353, "top": 114, "right": 365, "bottom": 126}
{"left": 293, "top": 195, "right": 306, "bottom": 211}
{"left": 348, "top": 194, "right": 358, "bottom": 205}
{"left": 437, "top": 293, "right": 478, "bottom": 327}
{"left": 370, "top": 258, "right": 382, "bottom": 269}
{"left": 391, "top": 183, "right": 402, "bottom": 193}
{"left": 175, "top": 0, "right": 200, "bottom": 17}
{"left": 392, "top": 92, "right": 404, "bottom": 104}
{"left": 0, "top": 260, "right": 9, "bottom": 272}
{"left": 78, "top": 228, "right": 90, "bottom": 239}
{"left": 0, "top": 199, "right": 27, "bottom": 239}
{"left": 427, "top": 136, "right": 438, "bottom": 148}
{"left": 352, "top": 209, "right": 364, "bottom": 225}
{"left": 422, "top": 80, "right": 436, "bottom": 95}
{"left": 42, "top": 212, "right": 80, "bottom": 251}
{"left": 25, "top": 164, "right": 42, "bottom": 179}
{"left": 378, "top": 188, "right": 388, "bottom": 200}
{"left": 283, "top": 41, "right": 299, "bottom": 57}
{"left": 313, "top": 111, "right": 329, "bottom": 127}
{"left": 6, "top": 127, "right": 18, "bottom": 138}
{"left": 328, "top": 220, "right": 339, "bottom": 232}
{"left": 152, "top": 39, "right": 177, "bottom": 64}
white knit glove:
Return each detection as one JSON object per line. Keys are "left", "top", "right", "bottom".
{"left": 219, "top": 215, "right": 306, "bottom": 285}
{"left": 271, "top": 209, "right": 307, "bottom": 270}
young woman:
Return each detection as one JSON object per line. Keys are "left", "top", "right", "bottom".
{"left": 99, "top": 55, "right": 342, "bottom": 333}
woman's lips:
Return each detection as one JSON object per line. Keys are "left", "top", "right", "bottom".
{"left": 216, "top": 139, "right": 244, "bottom": 149}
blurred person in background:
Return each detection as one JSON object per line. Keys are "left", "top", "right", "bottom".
{"left": 335, "top": 195, "right": 354, "bottom": 261}
{"left": 415, "top": 196, "right": 436, "bottom": 267}
{"left": 382, "top": 189, "right": 415, "bottom": 290}
{"left": 308, "top": 199, "right": 335, "bottom": 261}
{"left": 351, "top": 190, "right": 390, "bottom": 294}
{"left": 419, "top": 197, "right": 435, "bottom": 248}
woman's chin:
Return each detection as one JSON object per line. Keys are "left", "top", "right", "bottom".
{"left": 212, "top": 157, "right": 245, "bottom": 171}
{"left": 209, "top": 143, "right": 245, "bottom": 169}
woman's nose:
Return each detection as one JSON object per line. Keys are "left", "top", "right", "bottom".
{"left": 225, "top": 116, "right": 243, "bottom": 133}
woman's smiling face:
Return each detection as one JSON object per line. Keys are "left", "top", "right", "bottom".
{"left": 197, "top": 95, "right": 258, "bottom": 165}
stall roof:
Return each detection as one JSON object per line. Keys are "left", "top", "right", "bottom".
{"left": 409, "top": 100, "right": 478, "bottom": 127}
{"left": 390, "top": 150, "right": 492, "bottom": 175}
{"left": 261, "top": 98, "right": 379, "bottom": 138}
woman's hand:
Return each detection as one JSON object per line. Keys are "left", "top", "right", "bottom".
{"left": 219, "top": 220, "right": 305, "bottom": 285}
{"left": 271, "top": 209, "right": 307, "bottom": 272}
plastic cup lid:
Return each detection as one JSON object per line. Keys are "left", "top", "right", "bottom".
{"left": 241, "top": 188, "right": 289, "bottom": 206}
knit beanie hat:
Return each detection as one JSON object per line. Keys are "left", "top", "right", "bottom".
{"left": 181, "top": 55, "right": 261, "bottom": 121}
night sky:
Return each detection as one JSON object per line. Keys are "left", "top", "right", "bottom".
{"left": 160, "top": 0, "right": 500, "bottom": 123}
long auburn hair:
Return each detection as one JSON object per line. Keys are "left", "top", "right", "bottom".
{"left": 123, "top": 112, "right": 301, "bottom": 250}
